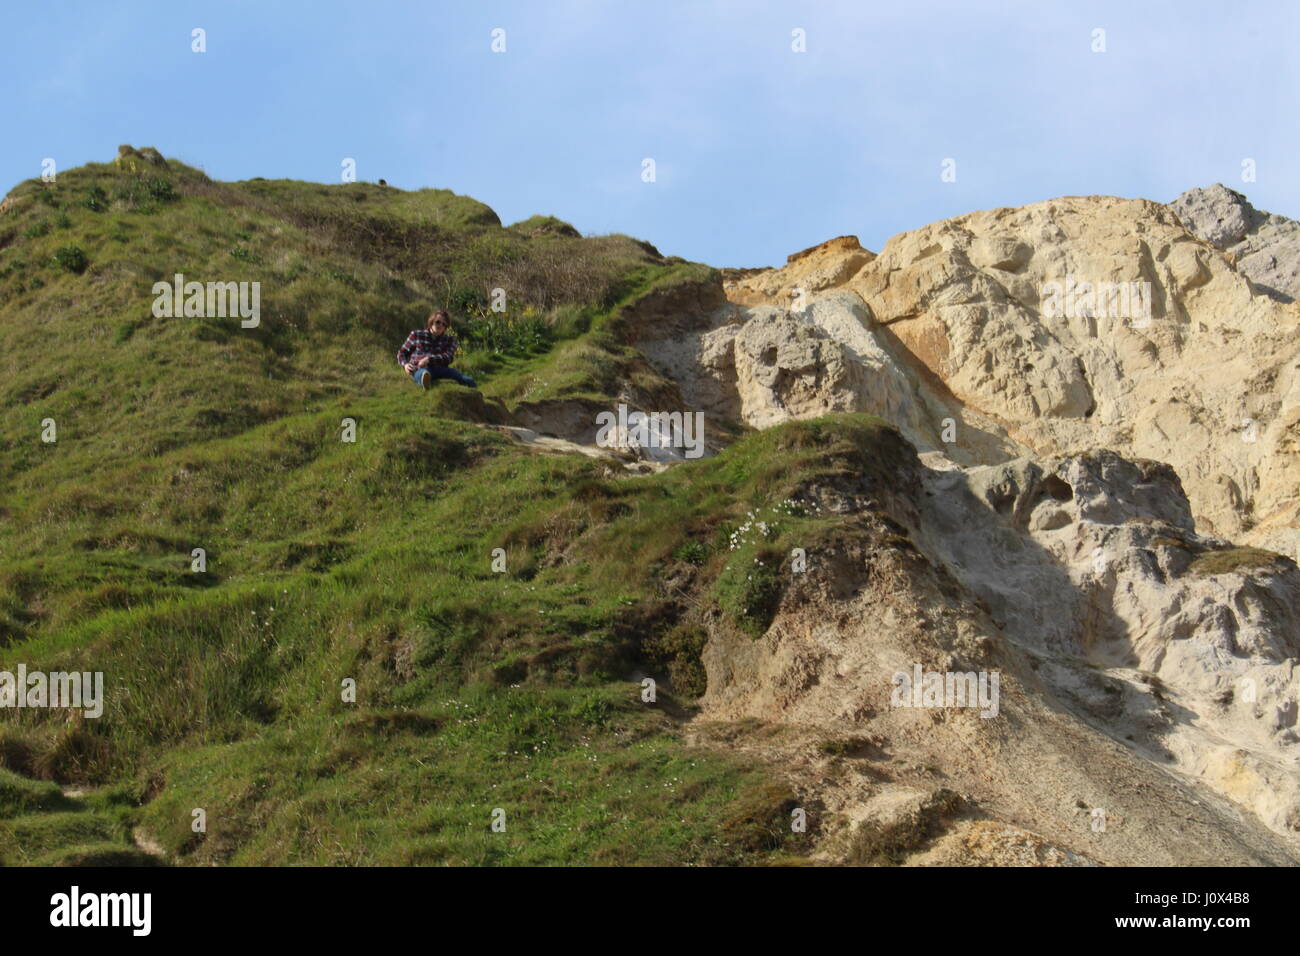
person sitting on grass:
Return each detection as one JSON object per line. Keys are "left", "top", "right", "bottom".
{"left": 397, "top": 309, "right": 477, "bottom": 390}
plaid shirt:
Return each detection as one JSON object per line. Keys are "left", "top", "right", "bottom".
{"left": 397, "top": 329, "right": 457, "bottom": 368}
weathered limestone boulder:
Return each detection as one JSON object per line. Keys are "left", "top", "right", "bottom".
{"left": 1171, "top": 183, "right": 1300, "bottom": 302}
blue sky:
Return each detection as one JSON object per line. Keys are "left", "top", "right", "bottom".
{"left": 5, "top": 0, "right": 1297, "bottom": 266}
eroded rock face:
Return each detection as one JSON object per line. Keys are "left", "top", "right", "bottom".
{"left": 621, "top": 188, "right": 1300, "bottom": 862}
{"left": 697, "top": 446, "right": 1300, "bottom": 863}
{"left": 1171, "top": 184, "right": 1300, "bottom": 302}
{"left": 721, "top": 192, "right": 1300, "bottom": 558}
{"left": 916, "top": 449, "right": 1300, "bottom": 839}
{"left": 731, "top": 304, "right": 871, "bottom": 428}
{"left": 724, "top": 235, "right": 874, "bottom": 307}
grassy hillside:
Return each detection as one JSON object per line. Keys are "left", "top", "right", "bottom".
{"left": 0, "top": 147, "right": 905, "bottom": 865}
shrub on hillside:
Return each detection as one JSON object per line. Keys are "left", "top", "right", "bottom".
{"left": 146, "top": 177, "right": 177, "bottom": 202}
{"left": 113, "top": 175, "right": 178, "bottom": 211}
{"left": 641, "top": 623, "right": 709, "bottom": 697}
{"left": 457, "top": 312, "right": 550, "bottom": 356}
{"left": 716, "top": 544, "right": 785, "bottom": 638}
{"left": 83, "top": 185, "right": 108, "bottom": 212}
{"left": 52, "top": 245, "right": 87, "bottom": 273}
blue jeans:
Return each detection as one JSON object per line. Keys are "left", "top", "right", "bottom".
{"left": 410, "top": 364, "right": 476, "bottom": 388}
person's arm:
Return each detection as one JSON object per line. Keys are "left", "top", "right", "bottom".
{"left": 397, "top": 332, "right": 416, "bottom": 370}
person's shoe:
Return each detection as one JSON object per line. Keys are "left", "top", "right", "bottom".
{"left": 418, "top": 370, "right": 431, "bottom": 390}
{"left": 463, "top": 376, "right": 478, "bottom": 389}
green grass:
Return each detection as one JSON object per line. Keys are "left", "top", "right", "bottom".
{"left": 0, "top": 409, "right": 896, "bottom": 863}
{"left": 0, "top": 767, "right": 72, "bottom": 816}
{"left": 0, "top": 148, "right": 894, "bottom": 865}
{"left": 129, "top": 688, "right": 802, "bottom": 865}
{"left": 0, "top": 792, "right": 135, "bottom": 864}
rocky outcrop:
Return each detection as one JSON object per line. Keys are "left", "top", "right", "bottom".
{"left": 724, "top": 236, "right": 875, "bottom": 307}
{"left": 716, "top": 192, "right": 1300, "bottom": 559}
{"left": 115, "top": 144, "right": 170, "bottom": 170}
{"left": 695, "top": 440, "right": 1300, "bottom": 864}
{"left": 917, "top": 449, "right": 1300, "bottom": 841}
{"left": 611, "top": 186, "right": 1300, "bottom": 863}
{"left": 1170, "top": 183, "right": 1300, "bottom": 302}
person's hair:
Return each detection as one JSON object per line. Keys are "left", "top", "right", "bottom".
{"left": 427, "top": 309, "right": 451, "bottom": 331}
